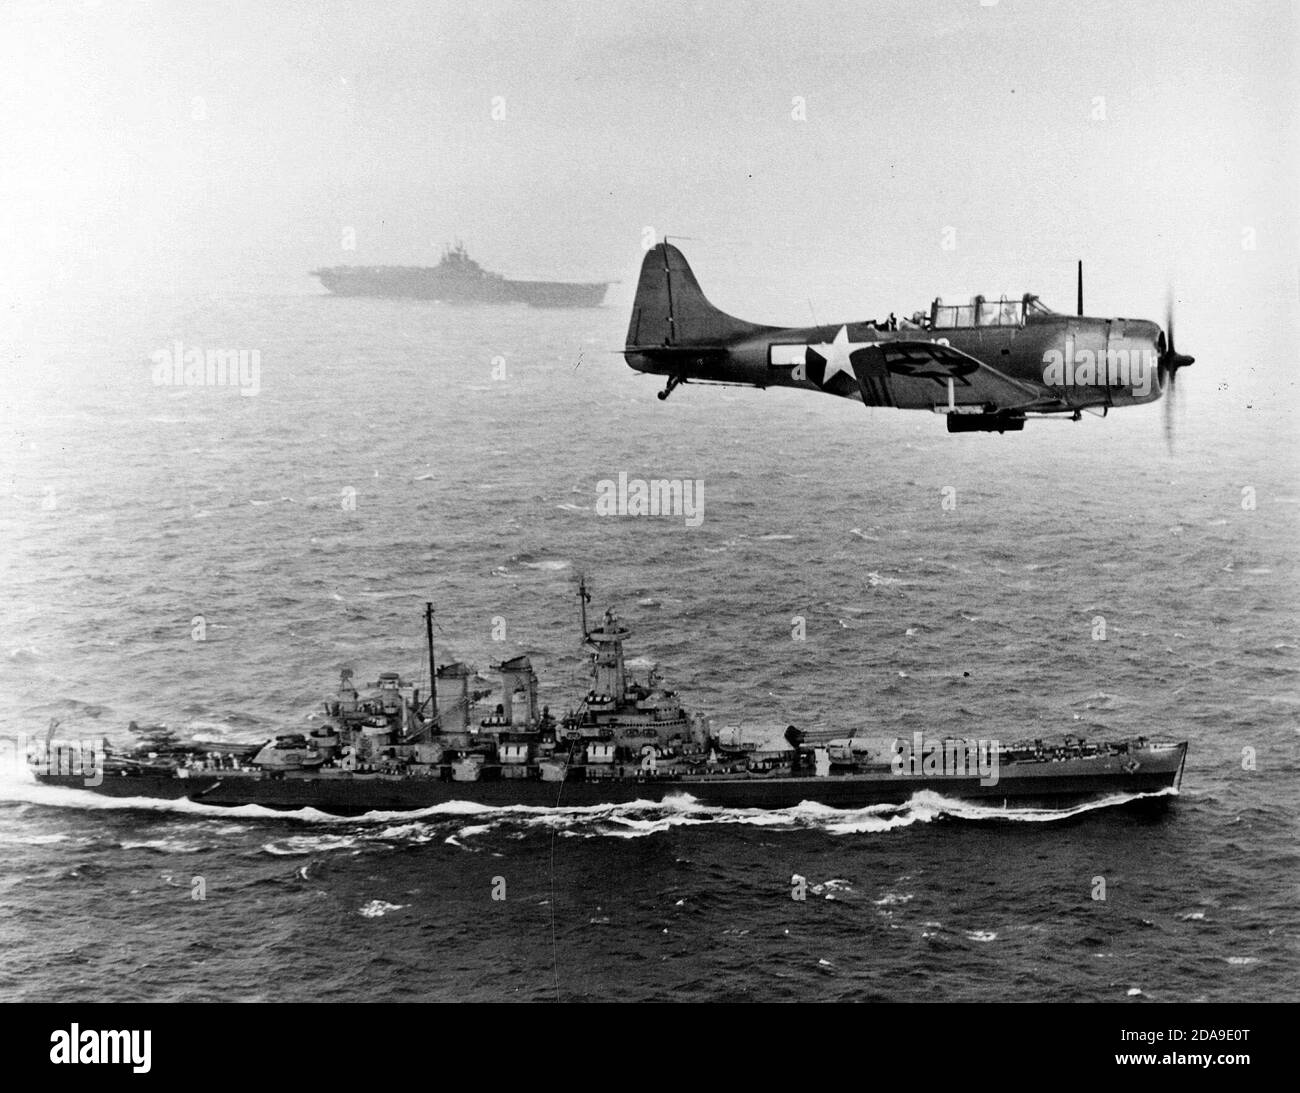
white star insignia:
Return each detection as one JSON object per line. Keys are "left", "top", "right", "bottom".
{"left": 809, "top": 325, "right": 872, "bottom": 387}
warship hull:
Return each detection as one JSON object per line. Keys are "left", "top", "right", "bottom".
{"left": 311, "top": 267, "right": 608, "bottom": 307}
{"left": 37, "top": 742, "right": 1186, "bottom": 816}
{"left": 507, "top": 280, "right": 609, "bottom": 308}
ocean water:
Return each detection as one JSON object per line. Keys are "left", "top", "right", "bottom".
{"left": 0, "top": 291, "right": 1296, "bottom": 1002}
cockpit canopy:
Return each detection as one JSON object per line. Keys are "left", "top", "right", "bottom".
{"left": 929, "top": 294, "right": 1054, "bottom": 330}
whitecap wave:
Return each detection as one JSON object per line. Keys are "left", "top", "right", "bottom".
{"left": 119, "top": 838, "right": 206, "bottom": 854}
{"left": 261, "top": 834, "right": 361, "bottom": 856}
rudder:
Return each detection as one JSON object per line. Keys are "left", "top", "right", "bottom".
{"left": 625, "top": 243, "right": 768, "bottom": 350}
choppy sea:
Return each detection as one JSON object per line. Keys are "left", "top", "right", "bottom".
{"left": 0, "top": 290, "right": 1296, "bottom": 1001}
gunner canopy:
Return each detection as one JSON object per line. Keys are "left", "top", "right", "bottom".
{"left": 928, "top": 294, "right": 1054, "bottom": 330}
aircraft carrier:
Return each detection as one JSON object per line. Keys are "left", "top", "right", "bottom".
{"left": 31, "top": 583, "right": 1186, "bottom": 815}
{"left": 311, "top": 242, "right": 609, "bottom": 307}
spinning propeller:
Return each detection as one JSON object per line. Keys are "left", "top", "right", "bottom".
{"left": 1158, "top": 289, "right": 1195, "bottom": 452}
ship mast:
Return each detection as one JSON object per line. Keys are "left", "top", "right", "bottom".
{"left": 425, "top": 601, "right": 438, "bottom": 722}
{"left": 578, "top": 576, "right": 591, "bottom": 641}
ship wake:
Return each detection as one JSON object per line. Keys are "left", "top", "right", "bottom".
{"left": 446, "top": 788, "right": 1180, "bottom": 839}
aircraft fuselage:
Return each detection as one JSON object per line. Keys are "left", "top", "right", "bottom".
{"left": 627, "top": 314, "right": 1165, "bottom": 412}
{"left": 623, "top": 243, "right": 1186, "bottom": 432}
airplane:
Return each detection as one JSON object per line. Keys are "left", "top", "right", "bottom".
{"left": 624, "top": 242, "right": 1193, "bottom": 440}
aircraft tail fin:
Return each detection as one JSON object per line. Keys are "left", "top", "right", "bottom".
{"left": 625, "top": 243, "right": 766, "bottom": 350}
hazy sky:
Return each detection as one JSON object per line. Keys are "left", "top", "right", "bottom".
{"left": 2, "top": 0, "right": 1296, "bottom": 328}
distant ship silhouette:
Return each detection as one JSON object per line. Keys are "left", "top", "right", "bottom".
{"left": 311, "top": 241, "right": 609, "bottom": 307}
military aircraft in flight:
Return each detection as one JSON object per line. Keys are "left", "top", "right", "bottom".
{"left": 624, "top": 243, "right": 1193, "bottom": 440}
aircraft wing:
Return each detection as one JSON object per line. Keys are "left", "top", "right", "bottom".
{"left": 849, "top": 340, "right": 1053, "bottom": 412}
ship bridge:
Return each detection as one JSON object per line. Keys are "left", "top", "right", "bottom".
{"left": 585, "top": 608, "right": 631, "bottom": 701}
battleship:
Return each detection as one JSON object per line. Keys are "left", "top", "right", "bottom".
{"left": 30, "top": 582, "right": 1186, "bottom": 814}
{"left": 310, "top": 242, "right": 609, "bottom": 307}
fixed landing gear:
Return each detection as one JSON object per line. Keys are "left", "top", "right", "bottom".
{"left": 657, "top": 375, "right": 684, "bottom": 401}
